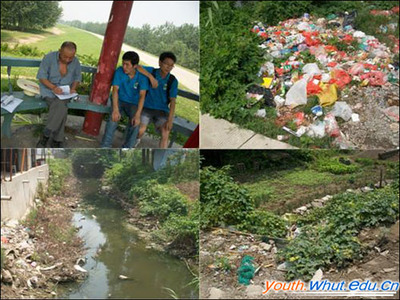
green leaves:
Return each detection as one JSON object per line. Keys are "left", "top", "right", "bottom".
{"left": 200, "top": 2, "right": 264, "bottom": 120}
{"left": 200, "top": 166, "right": 255, "bottom": 228}
{"left": 239, "top": 210, "right": 287, "bottom": 238}
{"left": 134, "top": 182, "right": 189, "bottom": 221}
{"left": 281, "top": 184, "right": 399, "bottom": 281}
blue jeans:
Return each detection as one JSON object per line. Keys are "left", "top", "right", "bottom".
{"left": 101, "top": 100, "right": 139, "bottom": 148}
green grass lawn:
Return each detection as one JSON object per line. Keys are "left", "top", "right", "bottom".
{"left": 1, "top": 24, "right": 199, "bottom": 124}
{"left": 239, "top": 155, "right": 398, "bottom": 214}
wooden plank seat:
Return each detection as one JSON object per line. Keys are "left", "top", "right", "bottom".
{"left": 1, "top": 56, "right": 198, "bottom": 146}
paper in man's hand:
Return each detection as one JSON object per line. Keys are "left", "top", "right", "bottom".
{"left": 54, "top": 85, "right": 78, "bottom": 100}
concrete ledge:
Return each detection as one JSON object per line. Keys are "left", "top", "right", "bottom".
{"left": 200, "top": 114, "right": 297, "bottom": 149}
{"left": 1, "top": 164, "right": 49, "bottom": 221}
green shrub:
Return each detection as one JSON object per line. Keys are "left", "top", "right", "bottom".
{"left": 200, "top": 2, "right": 264, "bottom": 121}
{"left": 200, "top": 166, "right": 254, "bottom": 228}
{"left": 238, "top": 210, "right": 287, "bottom": 238}
{"left": 153, "top": 202, "right": 199, "bottom": 255}
{"left": 48, "top": 158, "right": 72, "bottom": 195}
{"left": 21, "top": 208, "right": 38, "bottom": 228}
{"left": 133, "top": 181, "right": 189, "bottom": 221}
{"left": 1, "top": 42, "right": 9, "bottom": 52}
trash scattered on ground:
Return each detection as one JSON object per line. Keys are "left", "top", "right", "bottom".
{"left": 249, "top": 9, "right": 399, "bottom": 148}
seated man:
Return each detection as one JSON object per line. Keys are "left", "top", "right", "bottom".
{"left": 101, "top": 51, "right": 148, "bottom": 148}
{"left": 136, "top": 52, "right": 178, "bottom": 148}
{"left": 36, "top": 41, "right": 81, "bottom": 148}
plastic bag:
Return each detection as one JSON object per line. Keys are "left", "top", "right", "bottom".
{"left": 302, "top": 63, "right": 322, "bottom": 76}
{"left": 285, "top": 77, "right": 308, "bottom": 108}
{"left": 262, "top": 77, "right": 274, "bottom": 88}
{"left": 297, "top": 22, "right": 311, "bottom": 31}
{"left": 317, "top": 83, "right": 338, "bottom": 107}
{"left": 360, "top": 71, "right": 387, "bottom": 86}
{"left": 349, "top": 63, "right": 364, "bottom": 75}
{"left": 331, "top": 101, "right": 353, "bottom": 121}
{"left": 383, "top": 106, "right": 400, "bottom": 122}
{"left": 330, "top": 69, "right": 352, "bottom": 89}
{"left": 307, "top": 121, "right": 326, "bottom": 138}
{"left": 255, "top": 109, "right": 266, "bottom": 118}
{"left": 333, "top": 132, "right": 354, "bottom": 149}
{"left": 353, "top": 31, "right": 366, "bottom": 38}
{"left": 307, "top": 80, "right": 323, "bottom": 95}
{"left": 324, "top": 113, "right": 340, "bottom": 137}
{"left": 321, "top": 73, "right": 331, "bottom": 82}
{"left": 294, "top": 112, "right": 305, "bottom": 126}
{"left": 274, "top": 95, "right": 285, "bottom": 108}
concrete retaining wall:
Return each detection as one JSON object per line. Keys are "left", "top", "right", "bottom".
{"left": 1, "top": 164, "right": 49, "bottom": 221}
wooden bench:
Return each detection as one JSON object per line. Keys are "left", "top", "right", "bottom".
{"left": 1, "top": 56, "right": 198, "bottom": 147}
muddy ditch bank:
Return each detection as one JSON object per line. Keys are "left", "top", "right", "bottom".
{"left": 99, "top": 182, "right": 199, "bottom": 262}
{"left": 1, "top": 176, "right": 86, "bottom": 299}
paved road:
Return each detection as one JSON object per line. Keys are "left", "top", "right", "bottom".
{"left": 82, "top": 30, "right": 199, "bottom": 94}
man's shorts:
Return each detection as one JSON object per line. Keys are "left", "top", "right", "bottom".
{"left": 141, "top": 107, "right": 168, "bottom": 129}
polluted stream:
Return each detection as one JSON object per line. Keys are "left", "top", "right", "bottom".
{"left": 63, "top": 178, "right": 197, "bottom": 299}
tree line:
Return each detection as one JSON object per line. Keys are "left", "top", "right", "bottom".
{"left": 1, "top": 1, "right": 62, "bottom": 31}
{"left": 60, "top": 20, "right": 199, "bottom": 72}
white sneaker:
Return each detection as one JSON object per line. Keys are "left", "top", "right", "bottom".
{"left": 134, "top": 138, "right": 141, "bottom": 148}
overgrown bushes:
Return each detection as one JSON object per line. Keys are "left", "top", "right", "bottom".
{"left": 201, "top": 165, "right": 287, "bottom": 237}
{"left": 48, "top": 158, "right": 72, "bottom": 196}
{"left": 200, "top": 1, "right": 264, "bottom": 121}
{"left": 1, "top": 43, "right": 43, "bottom": 57}
{"left": 280, "top": 184, "right": 399, "bottom": 280}
{"left": 132, "top": 181, "right": 188, "bottom": 221}
{"left": 200, "top": 166, "right": 255, "bottom": 228}
{"left": 103, "top": 150, "right": 200, "bottom": 257}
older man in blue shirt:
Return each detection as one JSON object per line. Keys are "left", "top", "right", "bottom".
{"left": 36, "top": 41, "right": 82, "bottom": 148}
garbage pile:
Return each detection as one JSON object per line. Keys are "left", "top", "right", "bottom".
{"left": 248, "top": 9, "right": 399, "bottom": 148}
{"left": 1, "top": 218, "right": 85, "bottom": 297}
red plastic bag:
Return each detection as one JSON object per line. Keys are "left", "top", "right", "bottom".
{"left": 341, "top": 34, "right": 353, "bottom": 44}
{"left": 330, "top": 69, "right": 352, "bottom": 89}
{"left": 305, "top": 36, "right": 321, "bottom": 47}
{"left": 294, "top": 112, "right": 305, "bottom": 126}
{"left": 325, "top": 45, "right": 338, "bottom": 52}
{"left": 307, "top": 80, "right": 323, "bottom": 95}
{"left": 324, "top": 113, "right": 340, "bottom": 137}
{"left": 360, "top": 71, "right": 387, "bottom": 86}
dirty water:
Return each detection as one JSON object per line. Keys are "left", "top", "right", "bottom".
{"left": 63, "top": 178, "right": 197, "bottom": 299}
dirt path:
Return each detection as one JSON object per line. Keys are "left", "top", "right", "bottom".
{"left": 9, "top": 27, "right": 64, "bottom": 45}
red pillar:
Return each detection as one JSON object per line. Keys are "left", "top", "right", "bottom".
{"left": 183, "top": 125, "right": 199, "bottom": 148}
{"left": 82, "top": 1, "right": 134, "bottom": 136}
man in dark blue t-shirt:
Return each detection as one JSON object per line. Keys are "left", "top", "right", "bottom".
{"left": 101, "top": 51, "right": 148, "bottom": 148}
{"left": 136, "top": 52, "right": 178, "bottom": 148}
